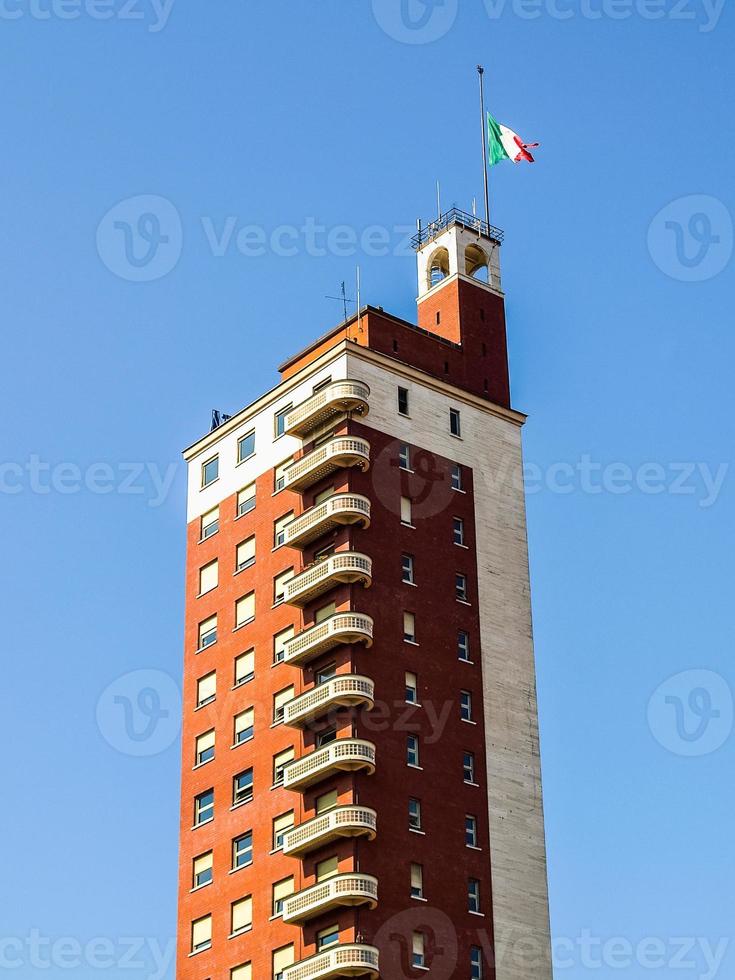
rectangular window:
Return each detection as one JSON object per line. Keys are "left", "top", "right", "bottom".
{"left": 192, "top": 851, "right": 212, "bottom": 889}
{"left": 405, "top": 671, "right": 418, "bottom": 704}
{"left": 402, "top": 554, "right": 415, "bottom": 584}
{"left": 453, "top": 517, "right": 465, "bottom": 546}
{"left": 314, "top": 542, "right": 335, "bottom": 562}
{"left": 234, "top": 708, "right": 254, "bottom": 745}
{"left": 400, "top": 496, "right": 412, "bottom": 525}
{"left": 272, "top": 877, "right": 295, "bottom": 916}
{"left": 465, "top": 814, "right": 478, "bottom": 848}
{"left": 458, "top": 630, "right": 471, "bottom": 662}
{"left": 237, "top": 483, "right": 256, "bottom": 517}
{"left": 315, "top": 662, "right": 337, "bottom": 685}
{"left": 316, "top": 924, "right": 339, "bottom": 951}
{"left": 451, "top": 463, "right": 463, "bottom": 491}
{"left": 236, "top": 537, "right": 256, "bottom": 572}
{"left": 410, "top": 862, "right": 424, "bottom": 899}
{"left": 274, "top": 404, "right": 292, "bottom": 437}
{"left": 194, "top": 789, "right": 214, "bottom": 827}
{"left": 450, "top": 408, "right": 461, "bottom": 437}
{"left": 199, "top": 559, "right": 218, "bottom": 595}
{"left": 471, "top": 947, "right": 484, "bottom": 979}
{"left": 273, "top": 747, "right": 294, "bottom": 786}
{"left": 201, "top": 505, "right": 219, "bottom": 539}
{"left": 468, "top": 878, "right": 481, "bottom": 913}
{"left": 231, "top": 895, "right": 252, "bottom": 936}
{"left": 408, "top": 797, "right": 422, "bottom": 831}
{"left": 412, "top": 932, "right": 425, "bottom": 968}
{"left": 191, "top": 914, "right": 212, "bottom": 953}
{"left": 195, "top": 729, "right": 215, "bottom": 766}
{"left": 316, "top": 726, "right": 337, "bottom": 748}
{"left": 201, "top": 456, "right": 219, "bottom": 488}
{"left": 460, "top": 690, "right": 473, "bottom": 722}
{"left": 273, "top": 944, "right": 294, "bottom": 980}
{"left": 316, "top": 855, "right": 339, "bottom": 881}
{"left": 197, "top": 671, "right": 216, "bottom": 707}
{"left": 398, "top": 386, "right": 409, "bottom": 416}
{"left": 273, "top": 685, "right": 295, "bottom": 724}
{"left": 274, "top": 512, "right": 294, "bottom": 547}
{"left": 237, "top": 430, "right": 255, "bottom": 463}
{"left": 316, "top": 789, "right": 338, "bottom": 814}
{"left": 274, "top": 458, "right": 292, "bottom": 492}
{"left": 273, "top": 568, "right": 294, "bottom": 605}
{"left": 198, "top": 615, "right": 217, "bottom": 650}
{"left": 314, "top": 486, "right": 335, "bottom": 505}
{"left": 463, "top": 751, "right": 476, "bottom": 784}
{"left": 234, "top": 650, "right": 254, "bottom": 686}
{"left": 231, "top": 964, "right": 252, "bottom": 980}
{"left": 235, "top": 592, "right": 255, "bottom": 628}
{"left": 407, "top": 734, "right": 420, "bottom": 768}
{"left": 233, "top": 831, "right": 253, "bottom": 869}
{"left": 273, "top": 626, "right": 294, "bottom": 664}
{"left": 233, "top": 768, "right": 254, "bottom": 806}
{"left": 399, "top": 443, "right": 411, "bottom": 470}
{"left": 403, "top": 611, "right": 416, "bottom": 643}
{"left": 273, "top": 810, "right": 294, "bottom": 850}
{"left": 456, "top": 573, "right": 468, "bottom": 601}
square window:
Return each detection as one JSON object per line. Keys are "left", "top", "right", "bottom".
{"left": 274, "top": 404, "right": 292, "bottom": 438}
{"left": 398, "top": 386, "right": 409, "bottom": 416}
{"left": 316, "top": 855, "right": 339, "bottom": 881}
{"left": 450, "top": 408, "right": 461, "bottom": 437}
{"left": 451, "top": 463, "right": 463, "bottom": 491}
{"left": 453, "top": 517, "right": 465, "bottom": 546}
{"left": 198, "top": 615, "right": 217, "bottom": 650}
{"left": 194, "top": 789, "right": 214, "bottom": 827}
{"left": 201, "top": 506, "right": 219, "bottom": 539}
{"left": 233, "top": 768, "right": 254, "bottom": 806}
{"left": 405, "top": 671, "right": 418, "bottom": 704}
{"left": 399, "top": 443, "right": 411, "bottom": 470}
{"left": 410, "top": 862, "right": 424, "bottom": 899}
{"left": 402, "top": 554, "right": 415, "bottom": 584}
{"left": 237, "top": 483, "right": 256, "bottom": 517}
{"left": 460, "top": 690, "right": 473, "bottom": 722}
{"left": 466, "top": 814, "right": 478, "bottom": 848}
{"left": 192, "top": 851, "right": 212, "bottom": 889}
{"left": 314, "top": 602, "right": 336, "bottom": 624}
{"left": 195, "top": 729, "right": 215, "bottom": 766}
{"left": 408, "top": 797, "right": 422, "bottom": 831}
{"left": 407, "top": 734, "right": 420, "bottom": 768}
{"left": 202, "top": 456, "right": 219, "bottom": 488}
{"left": 468, "top": 878, "right": 481, "bottom": 913}
{"left": 403, "top": 611, "right": 416, "bottom": 643}
{"left": 316, "top": 727, "right": 337, "bottom": 748}
{"left": 463, "top": 752, "right": 476, "bottom": 784}
{"left": 234, "top": 650, "right": 254, "bottom": 686}
{"left": 456, "top": 573, "right": 468, "bottom": 602}
{"left": 458, "top": 631, "right": 471, "bottom": 662}
{"left": 233, "top": 831, "right": 253, "bottom": 869}
{"left": 237, "top": 430, "right": 255, "bottom": 463}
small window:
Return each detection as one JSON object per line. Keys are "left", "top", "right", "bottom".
{"left": 198, "top": 615, "right": 217, "bottom": 650}
{"left": 191, "top": 914, "right": 212, "bottom": 953}
{"left": 412, "top": 931, "right": 425, "bottom": 968}
{"left": 273, "top": 810, "right": 294, "bottom": 850}
{"left": 237, "top": 430, "right": 255, "bottom": 463}
{"left": 316, "top": 924, "right": 339, "bottom": 951}
{"left": 231, "top": 964, "right": 252, "bottom": 980}
{"left": 273, "top": 747, "right": 294, "bottom": 786}
{"left": 405, "top": 671, "right": 418, "bottom": 704}
{"left": 195, "top": 729, "right": 215, "bottom": 766}
{"left": 316, "top": 855, "right": 339, "bottom": 881}
{"left": 273, "top": 568, "right": 294, "bottom": 605}
{"left": 274, "top": 404, "right": 292, "bottom": 438}
{"left": 450, "top": 408, "right": 462, "bottom": 437}
{"left": 408, "top": 797, "right": 422, "bottom": 831}
{"left": 273, "top": 626, "right": 294, "bottom": 664}
{"left": 458, "top": 630, "right": 471, "bottom": 662}
{"left": 314, "top": 602, "right": 336, "bottom": 624}
{"left": 234, "top": 650, "right": 254, "bottom": 686}
{"left": 237, "top": 483, "right": 256, "bottom": 517}
{"left": 196, "top": 671, "right": 216, "bottom": 707}
{"left": 233, "top": 830, "right": 253, "bottom": 869}
{"left": 274, "top": 458, "right": 292, "bottom": 492}
{"left": 231, "top": 895, "right": 252, "bottom": 936}
{"left": 233, "top": 768, "right": 254, "bottom": 806}
{"left": 451, "top": 463, "right": 463, "bottom": 491}
{"left": 201, "top": 456, "right": 219, "bottom": 488}
{"left": 199, "top": 560, "right": 218, "bottom": 595}
{"left": 460, "top": 690, "right": 473, "bottom": 722}
{"left": 314, "top": 543, "right": 335, "bottom": 562}
{"left": 407, "top": 734, "right": 420, "bottom": 768}
{"left": 272, "top": 876, "right": 295, "bottom": 916}
{"left": 453, "top": 517, "right": 465, "bottom": 546}
{"left": 273, "top": 685, "right": 295, "bottom": 723}
{"left": 316, "top": 789, "right": 338, "bottom": 814}
{"left": 312, "top": 376, "right": 332, "bottom": 393}
{"left": 315, "top": 662, "right": 337, "bottom": 685}
{"left": 235, "top": 591, "right": 255, "bottom": 628}
{"left": 192, "top": 851, "right": 212, "bottom": 889}
{"left": 274, "top": 512, "right": 294, "bottom": 547}
{"left": 403, "top": 611, "right": 416, "bottom": 643}
{"left": 400, "top": 496, "right": 412, "bottom": 525}
{"left": 316, "top": 726, "right": 337, "bottom": 748}
{"left": 236, "top": 537, "right": 256, "bottom": 572}
{"left": 466, "top": 814, "right": 478, "bottom": 848}
{"left": 456, "top": 573, "right": 468, "bottom": 602}
{"left": 273, "top": 944, "right": 295, "bottom": 980}
{"left": 468, "top": 878, "right": 481, "bottom": 913}
{"left": 401, "top": 554, "right": 415, "bottom": 585}
{"left": 463, "top": 751, "right": 476, "bottom": 784}
{"left": 314, "top": 486, "right": 335, "bottom": 506}
{"left": 399, "top": 443, "right": 411, "bottom": 470}
{"left": 234, "top": 708, "right": 254, "bottom": 745}
{"left": 410, "top": 862, "right": 424, "bottom": 899}
{"left": 398, "top": 386, "right": 409, "bottom": 416}
{"left": 201, "top": 505, "right": 219, "bottom": 539}
{"left": 194, "top": 789, "right": 214, "bottom": 827}
{"left": 471, "top": 946, "right": 484, "bottom": 979}
{"left": 436, "top": 311, "right": 441, "bottom": 326}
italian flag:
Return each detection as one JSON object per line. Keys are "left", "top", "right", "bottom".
{"left": 487, "top": 112, "right": 539, "bottom": 165}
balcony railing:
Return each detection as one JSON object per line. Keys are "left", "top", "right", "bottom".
{"left": 282, "top": 738, "right": 376, "bottom": 790}
{"left": 282, "top": 872, "right": 378, "bottom": 924}
{"left": 283, "top": 612, "right": 373, "bottom": 667}
{"left": 283, "top": 805, "right": 377, "bottom": 857}
{"left": 284, "top": 552, "right": 372, "bottom": 607}
{"left": 283, "top": 675, "right": 375, "bottom": 728}
{"left": 283, "top": 494, "right": 371, "bottom": 549}
{"left": 285, "top": 381, "right": 370, "bottom": 438}
{"left": 284, "top": 437, "right": 370, "bottom": 493}
{"left": 282, "top": 943, "right": 379, "bottom": 980}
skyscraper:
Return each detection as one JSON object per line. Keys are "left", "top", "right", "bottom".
{"left": 177, "top": 209, "right": 552, "bottom": 980}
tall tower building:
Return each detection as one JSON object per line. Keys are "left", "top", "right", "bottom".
{"left": 177, "top": 209, "right": 552, "bottom": 980}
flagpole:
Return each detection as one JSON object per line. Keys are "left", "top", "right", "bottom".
{"left": 477, "top": 65, "right": 491, "bottom": 229}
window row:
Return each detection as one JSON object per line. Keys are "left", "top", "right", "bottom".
{"left": 397, "top": 444, "right": 464, "bottom": 492}
{"left": 396, "top": 387, "right": 463, "bottom": 440}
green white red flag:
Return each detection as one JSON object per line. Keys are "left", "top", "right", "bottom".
{"left": 487, "top": 112, "right": 539, "bottom": 165}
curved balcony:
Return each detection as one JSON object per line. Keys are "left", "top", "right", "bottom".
{"left": 283, "top": 675, "right": 375, "bottom": 728}
{"left": 283, "top": 494, "right": 371, "bottom": 549}
{"left": 282, "top": 872, "right": 378, "bottom": 924}
{"left": 284, "top": 553, "right": 372, "bottom": 608}
{"left": 282, "top": 738, "right": 376, "bottom": 791}
{"left": 283, "top": 612, "right": 373, "bottom": 667}
{"left": 285, "top": 381, "right": 370, "bottom": 438}
{"left": 282, "top": 943, "right": 379, "bottom": 980}
{"left": 283, "top": 805, "right": 377, "bottom": 857}
{"left": 284, "top": 437, "right": 370, "bottom": 493}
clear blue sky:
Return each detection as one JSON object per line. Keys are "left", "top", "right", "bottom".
{"left": 1, "top": 3, "right": 733, "bottom": 979}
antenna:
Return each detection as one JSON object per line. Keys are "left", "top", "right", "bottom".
{"left": 325, "top": 281, "right": 355, "bottom": 322}
{"left": 356, "top": 265, "right": 362, "bottom": 332}
{"left": 436, "top": 179, "right": 441, "bottom": 220}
